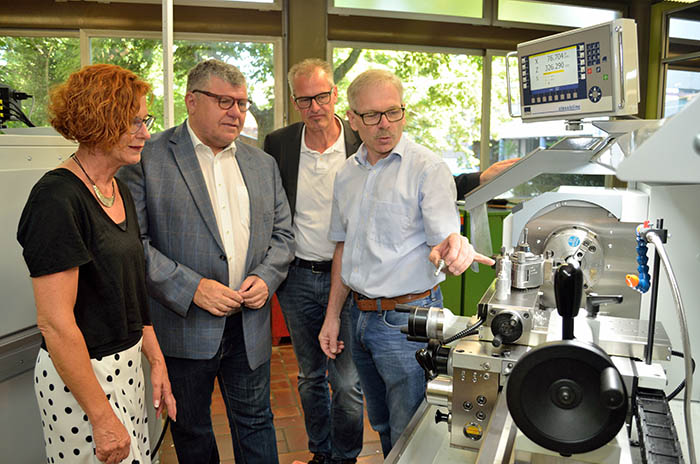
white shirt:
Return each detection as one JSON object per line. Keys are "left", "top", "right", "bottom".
{"left": 294, "top": 117, "right": 347, "bottom": 262}
{"left": 187, "top": 120, "right": 250, "bottom": 289}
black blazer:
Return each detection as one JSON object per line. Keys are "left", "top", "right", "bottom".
{"left": 264, "top": 118, "right": 362, "bottom": 222}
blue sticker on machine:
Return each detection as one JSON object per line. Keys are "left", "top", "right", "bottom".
{"left": 568, "top": 236, "right": 581, "bottom": 247}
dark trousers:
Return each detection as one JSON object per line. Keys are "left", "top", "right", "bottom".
{"left": 276, "top": 263, "right": 364, "bottom": 460}
{"left": 165, "top": 313, "right": 278, "bottom": 464}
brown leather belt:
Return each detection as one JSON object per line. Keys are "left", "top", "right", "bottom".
{"left": 353, "top": 285, "right": 438, "bottom": 311}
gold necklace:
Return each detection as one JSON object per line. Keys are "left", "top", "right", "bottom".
{"left": 71, "top": 154, "right": 116, "bottom": 208}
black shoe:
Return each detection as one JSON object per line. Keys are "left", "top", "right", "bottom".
{"left": 332, "top": 459, "right": 357, "bottom": 464}
{"left": 308, "top": 454, "right": 329, "bottom": 464}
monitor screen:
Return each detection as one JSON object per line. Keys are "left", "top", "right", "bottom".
{"left": 529, "top": 45, "right": 579, "bottom": 92}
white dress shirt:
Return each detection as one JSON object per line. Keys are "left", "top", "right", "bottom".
{"left": 187, "top": 121, "right": 250, "bottom": 289}
{"left": 294, "top": 117, "right": 347, "bottom": 262}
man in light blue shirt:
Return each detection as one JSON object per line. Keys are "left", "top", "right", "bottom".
{"left": 319, "top": 69, "right": 494, "bottom": 457}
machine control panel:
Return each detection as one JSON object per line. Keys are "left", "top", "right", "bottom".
{"left": 451, "top": 367, "right": 499, "bottom": 449}
{"left": 514, "top": 18, "right": 639, "bottom": 122}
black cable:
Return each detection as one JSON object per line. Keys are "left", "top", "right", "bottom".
{"left": 8, "top": 109, "right": 31, "bottom": 127}
{"left": 9, "top": 107, "right": 30, "bottom": 123}
{"left": 443, "top": 316, "right": 485, "bottom": 344}
{"left": 9, "top": 100, "right": 35, "bottom": 127}
{"left": 151, "top": 417, "right": 170, "bottom": 459}
{"left": 667, "top": 350, "right": 696, "bottom": 401}
{"left": 8, "top": 101, "right": 35, "bottom": 127}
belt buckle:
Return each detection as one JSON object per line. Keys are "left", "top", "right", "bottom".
{"left": 310, "top": 263, "right": 322, "bottom": 274}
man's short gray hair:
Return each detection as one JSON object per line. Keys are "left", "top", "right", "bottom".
{"left": 287, "top": 58, "right": 334, "bottom": 95}
{"left": 347, "top": 69, "right": 403, "bottom": 110}
{"left": 186, "top": 59, "right": 246, "bottom": 93}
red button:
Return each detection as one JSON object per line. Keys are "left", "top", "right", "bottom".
{"left": 587, "top": 68, "right": 593, "bottom": 74}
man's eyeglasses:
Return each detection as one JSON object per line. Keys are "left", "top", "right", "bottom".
{"left": 192, "top": 89, "right": 252, "bottom": 112}
{"left": 352, "top": 107, "right": 405, "bottom": 126}
{"left": 130, "top": 114, "right": 155, "bottom": 134}
{"left": 293, "top": 90, "right": 333, "bottom": 109}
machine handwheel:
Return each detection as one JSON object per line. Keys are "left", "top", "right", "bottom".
{"left": 506, "top": 339, "right": 628, "bottom": 455}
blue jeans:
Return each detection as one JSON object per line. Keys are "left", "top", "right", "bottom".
{"left": 165, "top": 313, "right": 278, "bottom": 464}
{"left": 276, "top": 264, "right": 364, "bottom": 460}
{"left": 350, "top": 286, "right": 443, "bottom": 457}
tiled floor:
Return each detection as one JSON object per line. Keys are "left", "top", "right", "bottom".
{"left": 158, "top": 340, "right": 385, "bottom": 464}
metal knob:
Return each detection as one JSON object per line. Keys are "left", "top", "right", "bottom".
{"left": 435, "top": 409, "right": 450, "bottom": 424}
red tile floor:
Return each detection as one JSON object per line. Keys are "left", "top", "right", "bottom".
{"left": 158, "top": 340, "right": 385, "bottom": 464}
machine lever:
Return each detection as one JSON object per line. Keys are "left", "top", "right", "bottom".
{"left": 600, "top": 366, "right": 626, "bottom": 409}
{"left": 586, "top": 293, "right": 623, "bottom": 318}
{"left": 435, "top": 409, "right": 450, "bottom": 424}
{"left": 415, "top": 346, "right": 437, "bottom": 380}
{"left": 416, "top": 340, "right": 451, "bottom": 381}
{"left": 492, "top": 334, "right": 503, "bottom": 348}
{"left": 554, "top": 262, "right": 583, "bottom": 340}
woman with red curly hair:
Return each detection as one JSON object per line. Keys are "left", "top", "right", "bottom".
{"left": 17, "top": 64, "right": 176, "bottom": 464}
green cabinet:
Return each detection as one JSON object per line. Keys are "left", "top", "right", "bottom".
{"left": 440, "top": 209, "right": 509, "bottom": 316}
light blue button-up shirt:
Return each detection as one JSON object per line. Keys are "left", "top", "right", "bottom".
{"left": 328, "top": 134, "right": 459, "bottom": 298}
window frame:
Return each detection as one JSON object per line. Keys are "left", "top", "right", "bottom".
{"left": 327, "top": 0, "right": 490, "bottom": 26}
{"left": 74, "top": 0, "right": 281, "bottom": 10}
{"left": 658, "top": 3, "right": 700, "bottom": 118}
{"left": 493, "top": 0, "right": 623, "bottom": 31}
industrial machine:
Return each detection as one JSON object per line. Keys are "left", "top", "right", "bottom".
{"left": 393, "top": 225, "right": 679, "bottom": 463}
{"left": 386, "top": 19, "right": 699, "bottom": 464}
{"left": 387, "top": 186, "right": 696, "bottom": 463}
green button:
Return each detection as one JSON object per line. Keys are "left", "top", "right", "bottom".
{"left": 603, "top": 74, "right": 609, "bottom": 80}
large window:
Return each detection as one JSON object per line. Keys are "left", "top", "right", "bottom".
{"left": 664, "top": 69, "right": 700, "bottom": 117}
{"left": 90, "top": 35, "right": 165, "bottom": 128}
{"left": 662, "top": 13, "right": 700, "bottom": 118}
{"left": 0, "top": 35, "right": 80, "bottom": 128}
{"left": 330, "top": 0, "right": 483, "bottom": 22}
{"left": 0, "top": 32, "right": 279, "bottom": 147}
{"left": 497, "top": 0, "right": 620, "bottom": 28}
{"left": 89, "top": 35, "right": 277, "bottom": 145}
{"left": 332, "top": 45, "right": 483, "bottom": 174}
{"left": 91, "top": 0, "right": 280, "bottom": 8}
{"left": 173, "top": 39, "right": 277, "bottom": 144}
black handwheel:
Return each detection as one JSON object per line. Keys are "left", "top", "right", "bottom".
{"left": 506, "top": 339, "right": 628, "bottom": 455}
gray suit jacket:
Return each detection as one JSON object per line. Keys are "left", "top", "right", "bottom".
{"left": 119, "top": 121, "right": 295, "bottom": 369}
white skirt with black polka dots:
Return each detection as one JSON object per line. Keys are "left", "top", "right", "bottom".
{"left": 34, "top": 338, "right": 151, "bottom": 464}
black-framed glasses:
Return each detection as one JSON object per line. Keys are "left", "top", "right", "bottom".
{"left": 352, "top": 106, "right": 405, "bottom": 126}
{"left": 130, "top": 114, "right": 155, "bottom": 134}
{"left": 293, "top": 89, "right": 333, "bottom": 109}
{"left": 192, "top": 89, "right": 252, "bottom": 112}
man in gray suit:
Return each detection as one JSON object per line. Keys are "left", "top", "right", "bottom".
{"left": 119, "top": 59, "right": 294, "bottom": 464}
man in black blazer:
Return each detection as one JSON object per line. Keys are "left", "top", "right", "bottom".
{"left": 263, "top": 59, "right": 363, "bottom": 464}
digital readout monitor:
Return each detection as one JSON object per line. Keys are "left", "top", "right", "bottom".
{"left": 515, "top": 18, "right": 639, "bottom": 121}
{"left": 529, "top": 46, "right": 579, "bottom": 93}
